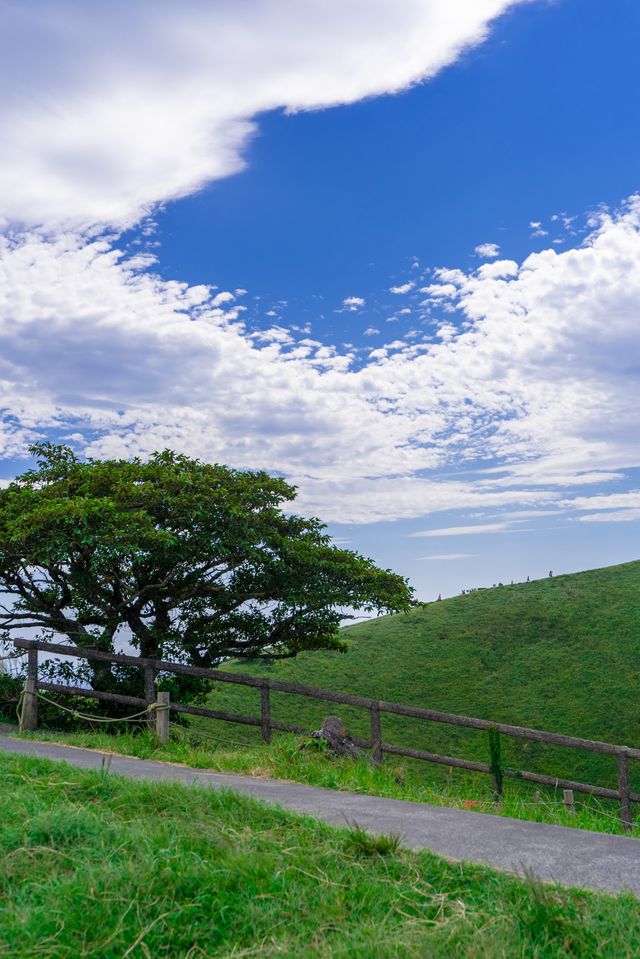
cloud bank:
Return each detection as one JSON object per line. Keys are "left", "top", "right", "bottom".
{"left": 1, "top": 199, "right": 639, "bottom": 522}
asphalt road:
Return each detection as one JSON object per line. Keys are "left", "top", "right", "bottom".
{"left": 2, "top": 733, "right": 638, "bottom": 895}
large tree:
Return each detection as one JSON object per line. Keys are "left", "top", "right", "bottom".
{"left": 0, "top": 444, "right": 413, "bottom": 700}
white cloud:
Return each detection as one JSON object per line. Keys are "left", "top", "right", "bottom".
{"left": 475, "top": 259, "right": 519, "bottom": 280}
{"left": 551, "top": 213, "right": 577, "bottom": 233}
{"left": 364, "top": 327, "right": 380, "bottom": 336}
{"left": 475, "top": 242, "right": 500, "bottom": 258}
{"left": 563, "top": 490, "right": 640, "bottom": 524}
{"left": 389, "top": 282, "right": 415, "bottom": 294}
{"left": 417, "top": 198, "right": 640, "bottom": 484}
{"left": 295, "top": 477, "right": 554, "bottom": 524}
{"left": 530, "top": 225, "right": 548, "bottom": 238}
{"left": 342, "top": 296, "right": 366, "bottom": 311}
{"left": 564, "top": 490, "right": 640, "bottom": 511}
{"left": 0, "top": 0, "right": 525, "bottom": 229}
{"left": 211, "top": 291, "right": 236, "bottom": 307}
{"left": 410, "top": 522, "right": 516, "bottom": 537}
{"left": 578, "top": 508, "right": 640, "bottom": 523}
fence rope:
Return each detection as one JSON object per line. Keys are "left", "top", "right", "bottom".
{"left": 22, "top": 689, "right": 169, "bottom": 725}
{"left": 574, "top": 796, "right": 636, "bottom": 829}
{"left": 176, "top": 724, "right": 257, "bottom": 750}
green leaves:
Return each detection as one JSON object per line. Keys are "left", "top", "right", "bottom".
{"left": 0, "top": 445, "right": 413, "bottom": 700}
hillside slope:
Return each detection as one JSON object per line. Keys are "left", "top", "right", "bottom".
{"left": 205, "top": 561, "right": 640, "bottom": 790}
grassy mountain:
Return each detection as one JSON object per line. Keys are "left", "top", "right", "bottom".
{"left": 203, "top": 560, "right": 640, "bottom": 792}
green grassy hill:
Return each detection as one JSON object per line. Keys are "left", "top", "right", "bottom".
{"left": 203, "top": 560, "right": 640, "bottom": 792}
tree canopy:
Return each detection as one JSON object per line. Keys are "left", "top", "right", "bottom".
{"left": 0, "top": 444, "right": 413, "bottom": 699}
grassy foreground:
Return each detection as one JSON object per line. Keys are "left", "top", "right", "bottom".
{"left": 18, "top": 728, "right": 637, "bottom": 836}
{"left": 1, "top": 751, "right": 640, "bottom": 958}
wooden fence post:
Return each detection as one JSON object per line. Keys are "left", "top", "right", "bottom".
{"left": 260, "top": 684, "right": 271, "bottom": 744}
{"left": 370, "top": 703, "right": 382, "bottom": 764}
{"left": 155, "top": 690, "right": 170, "bottom": 745}
{"left": 27, "top": 646, "right": 38, "bottom": 682}
{"left": 488, "top": 726, "right": 504, "bottom": 801}
{"left": 19, "top": 647, "right": 39, "bottom": 732}
{"left": 618, "top": 751, "right": 633, "bottom": 831}
{"left": 143, "top": 663, "right": 156, "bottom": 731}
{"left": 19, "top": 677, "right": 38, "bottom": 732}
{"left": 563, "top": 789, "right": 575, "bottom": 814}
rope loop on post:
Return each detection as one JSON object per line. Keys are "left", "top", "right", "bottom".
{"left": 33, "top": 690, "right": 157, "bottom": 725}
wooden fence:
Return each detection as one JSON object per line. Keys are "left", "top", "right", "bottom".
{"left": 11, "top": 637, "right": 640, "bottom": 830}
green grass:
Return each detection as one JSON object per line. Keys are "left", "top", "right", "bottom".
{"left": 194, "top": 560, "right": 640, "bottom": 793}
{"left": 2, "top": 751, "right": 640, "bottom": 958}
{"left": 16, "top": 727, "right": 638, "bottom": 837}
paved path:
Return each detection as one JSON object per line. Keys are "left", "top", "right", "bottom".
{"left": 2, "top": 733, "right": 638, "bottom": 895}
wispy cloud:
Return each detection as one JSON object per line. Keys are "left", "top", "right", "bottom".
{"left": 578, "top": 508, "right": 640, "bottom": 523}
{"left": 410, "top": 522, "right": 516, "bottom": 537}
{"left": 419, "top": 553, "right": 475, "bottom": 560}
{"left": 564, "top": 491, "right": 640, "bottom": 511}
{"left": 497, "top": 509, "right": 563, "bottom": 519}
{"left": 389, "top": 282, "right": 415, "bottom": 294}
{"left": 563, "top": 491, "right": 640, "bottom": 524}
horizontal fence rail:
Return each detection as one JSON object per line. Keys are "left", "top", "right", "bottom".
{"left": 9, "top": 638, "right": 640, "bottom": 829}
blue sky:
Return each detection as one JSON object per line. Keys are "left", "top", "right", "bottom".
{"left": 1, "top": 0, "right": 639, "bottom": 600}
{"left": 156, "top": 0, "right": 640, "bottom": 303}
